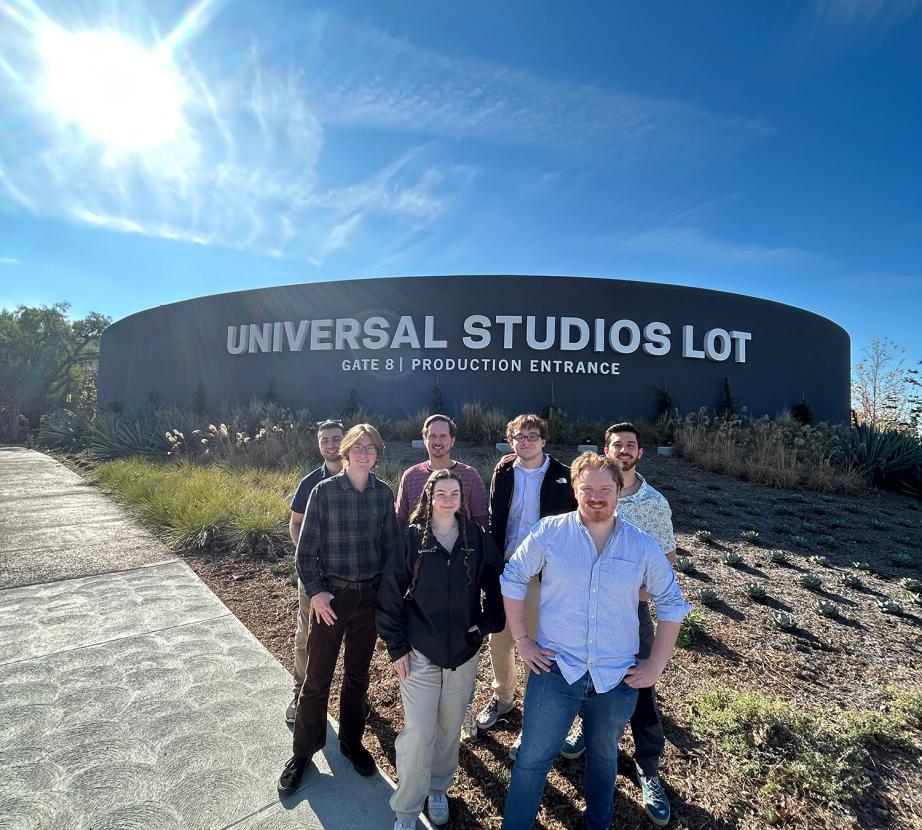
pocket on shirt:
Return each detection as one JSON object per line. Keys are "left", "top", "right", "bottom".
{"left": 603, "top": 558, "right": 643, "bottom": 596}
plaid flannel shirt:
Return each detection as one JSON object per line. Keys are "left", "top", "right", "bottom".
{"left": 296, "top": 470, "right": 399, "bottom": 596}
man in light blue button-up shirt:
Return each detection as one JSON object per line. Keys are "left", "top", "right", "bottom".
{"left": 500, "top": 452, "right": 690, "bottom": 830}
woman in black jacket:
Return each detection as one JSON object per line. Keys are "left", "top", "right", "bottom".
{"left": 377, "top": 469, "right": 505, "bottom": 830}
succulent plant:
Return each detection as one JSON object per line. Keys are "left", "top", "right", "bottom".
{"left": 797, "top": 573, "right": 823, "bottom": 590}
{"left": 891, "top": 552, "right": 913, "bottom": 567}
{"left": 698, "top": 588, "right": 719, "bottom": 606}
{"left": 717, "top": 506, "right": 734, "bottom": 516}
{"left": 720, "top": 551, "right": 744, "bottom": 567}
{"left": 851, "top": 561, "right": 872, "bottom": 572}
{"left": 911, "top": 593, "right": 922, "bottom": 606}
{"left": 706, "top": 482, "right": 723, "bottom": 491}
{"left": 789, "top": 493, "right": 808, "bottom": 504}
{"left": 877, "top": 598, "right": 903, "bottom": 616}
{"left": 897, "top": 518, "right": 915, "bottom": 528}
{"left": 841, "top": 573, "right": 864, "bottom": 589}
{"left": 693, "top": 529, "right": 714, "bottom": 543}
{"left": 773, "top": 611, "right": 797, "bottom": 630}
{"left": 845, "top": 504, "right": 863, "bottom": 514}
{"left": 892, "top": 535, "right": 914, "bottom": 547}
{"left": 800, "top": 520, "right": 818, "bottom": 533}
{"left": 870, "top": 517, "right": 887, "bottom": 529}
{"left": 703, "top": 494, "right": 720, "bottom": 505}
{"left": 816, "top": 534, "right": 837, "bottom": 547}
{"left": 740, "top": 530, "right": 761, "bottom": 544}
{"left": 673, "top": 556, "right": 694, "bottom": 573}
{"left": 828, "top": 518, "right": 847, "bottom": 529}
{"left": 776, "top": 504, "right": 796, "bottom": 516}
{"left": 790, "top": 535, "right": 810, "bottom": 548}
{"left": 768, "top": 549, "right": 789, "bottom": 564}
{"left": 692, "top": 518, "right": 710, "bottom": 529}
{"left": 677, "top": 611, "right": 706, "bottom": 647}
{"left": 815, "top": 599, "right": 839, "bottom": 617}
{"left": 898, "top": 577, "right": 922, "bottom": 593}
{"left": 745, "top": 582, "right": 768, "bottom": 600}
{"left": 807, "top": 555, "right": 830, "bottom": 567}
{"left": 810, "top": 505, "right": 827, "bottom": 516}
{"left": 731, "top": 498, "right": 747, "bottom": 508}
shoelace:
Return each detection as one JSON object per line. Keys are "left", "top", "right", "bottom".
{"left": 644, "top": 775, "right": 667, "bottom": 806}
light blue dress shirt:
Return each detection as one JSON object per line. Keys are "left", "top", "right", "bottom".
{"left": 500, "top": 511, "right": 691, "bottom": 693}
{"left": 503, "top": 454, "right": 550, "bottom": 559}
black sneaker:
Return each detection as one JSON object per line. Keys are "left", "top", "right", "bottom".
{"left": 340, "top": 741, "right": 376, "bottom": 776}
{"left": 277, "top": 755, "right": 309, "bottom": 796}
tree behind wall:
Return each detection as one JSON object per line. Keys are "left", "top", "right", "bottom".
{"left": 852, "top": 338, "right": 919, "bottom": 433}
{"left": 0, "top": 303, "right": 110, "bottom": 442}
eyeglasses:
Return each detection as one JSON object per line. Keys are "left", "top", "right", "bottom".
{"left": 349, "top": 444, "right": 378, "bottom": 456}
{"left": 512, "top": 433, "right": 543, "bottom": 443}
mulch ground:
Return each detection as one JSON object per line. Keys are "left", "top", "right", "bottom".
{"left": 184, "top": 448, "right": 922, "bottom": 830}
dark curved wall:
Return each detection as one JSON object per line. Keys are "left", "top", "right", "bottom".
{"left": 98, "top": 275, "right": 851, "bottom": 424}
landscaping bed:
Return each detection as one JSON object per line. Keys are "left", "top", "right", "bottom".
{"left": 95, "top": 447, "right": 922, "bottom": 829}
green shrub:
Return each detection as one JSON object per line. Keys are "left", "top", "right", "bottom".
{"left": 36, "top": 408, "right": 95, "bottom": 452}
{"left": 677, "top": 611, "right": 706, "bottom": 647}
{"left": 458, "top": 402, "right": 508, "bottom": 446}
{"left": 88, "top": 409, "right": 170, "bottom": 461}
{"left": 691, "top": 687, "right": 911, "bottom": 803}
{"left": 842, "top": 424, "right": 922, "bottom": 495}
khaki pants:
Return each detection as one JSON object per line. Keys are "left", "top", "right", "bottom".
{"left": 488, "top": 575, "right": 540, "bottom": 705}
{"left": 390, "top": 650, "right": 479, "bottom": 821}
{"left": 292, "top": 579, "right": 311, "bottom": 692}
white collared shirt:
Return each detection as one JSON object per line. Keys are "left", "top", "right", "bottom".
{"left": 504, "top": 454, "right": 550, "bottom": 559}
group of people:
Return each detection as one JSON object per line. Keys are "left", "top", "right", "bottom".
{"left": 278, "top": 412, "right": 690, "bottom": 830}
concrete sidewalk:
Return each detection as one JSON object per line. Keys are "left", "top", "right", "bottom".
{"left": 0, "top": 446, "right": 413, "bottom": 830}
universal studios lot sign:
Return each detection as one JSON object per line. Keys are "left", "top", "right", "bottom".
{"left": 97, "top": 276, "right": 850, "bottom": 422}
{"left": 226, "top": 315, "right": 753, "bottom": 377}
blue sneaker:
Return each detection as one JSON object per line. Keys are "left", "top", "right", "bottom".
{"left": 560, "top": 720, "right": 585, "bottom": 759}
{"left": 637, "top": 768, "right": 670, "bottom": 826}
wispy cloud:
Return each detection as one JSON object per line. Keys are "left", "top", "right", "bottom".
{"left": 0, "top": 257, "right": 21, "bottom": 266}
{"left": 604, "top": 226, "right": 835, "bottom": 269}
{"left": 303, "top": 16, "right": 772, "bottom": 157}
{"left": 0, "top": 5, "right": 473, "bottom": 265}
{"left": 810, "top": 0, "right": 920, "bottom": 31}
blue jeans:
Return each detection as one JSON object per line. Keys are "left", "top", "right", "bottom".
{"left": 502, "top": 663, "right": 638, "bottom": 830}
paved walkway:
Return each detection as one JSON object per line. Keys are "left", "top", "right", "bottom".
{"left": 0, "top": 446, "right": 414, "bottom": 830}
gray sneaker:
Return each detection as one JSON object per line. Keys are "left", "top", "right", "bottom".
{"left": 475, "top": 695, "right": 515, "bottom": 730}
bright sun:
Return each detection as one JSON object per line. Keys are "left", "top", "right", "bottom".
{"left": 37, "top": 26, "right": 188, "bottom": 151}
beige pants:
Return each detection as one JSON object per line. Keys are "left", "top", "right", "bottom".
{"left": 293, "top": 579, "right": 311, "bottom": 691}
{"left": 488, "top": 575, "right": 540, "bottom": 705}
{"left": 390, "top": 650, "right": 479, "bottom": 821}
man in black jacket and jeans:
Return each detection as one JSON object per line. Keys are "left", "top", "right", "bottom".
{"left": 474, "top": 413, "right": 577, "bottom": 758}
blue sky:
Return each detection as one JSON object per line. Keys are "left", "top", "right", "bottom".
{"left": 1, "top": 0, "right": 920, "bottom": 363}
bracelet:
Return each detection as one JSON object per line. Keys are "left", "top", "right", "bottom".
{"left": 513, "top": 635, "right": 529, "bottom": 645}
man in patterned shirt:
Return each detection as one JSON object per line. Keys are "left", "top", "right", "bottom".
{"left": 560, "top": 422, "right": 677, "bottom": 827}
{"left": 277, "top": 423, "right": 400, "bottom": 795}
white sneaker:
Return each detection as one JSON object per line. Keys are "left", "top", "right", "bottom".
{"left": 460, "top": 704, "right": 478, "bottom": 743}
{"left": 393, "top": 819, "right": 417, "bottom": 830}
{"left": 427, "top": 793, "right": 450, "bottom": 826}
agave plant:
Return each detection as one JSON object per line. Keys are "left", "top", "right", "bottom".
{"left": 898, "top": 577, "right": 922, "bottom": 593}
{"left": 768, "top": 549, "right": 789, "bottom": 565}
{"left": 890, "top": 552, "right": 914, "bottom": 567}
{"left": 776, "top": 504, "right": 796, "bottom": 516}
{"left": 808, "top": 555, "right": 830, "bottom": 567}
{"left": 816, "top": 534, "right": 837, "bottom": 548}
{"left": 673, "top": 556, "right": 694, "bottom": 573}
{"left": 698, "top": 588, "right": 719, "bottom": 606}
{"left": 720, "top": 551, "right": 744, "bottom": 567}
{"left": 851, "top": 561, "right": 872, "bottom": 572}
{"left": 740, "top": 530, "right": 761, "bottom": 544}
{"left": 815, "top": 599, "right": 839, "bottom": 618}
{"left": 692, "top": 518, "right": 710, "bottom": 529}
{"left": 800, "top": 520, "right": 818, "bottom": 533}
{"left": 877, "top": 597, "right": 903, "bottom": 616}
{"left": 693, "top": 529, "right": 714, "bottom": 544}
{"left": 773, "top": 611, "right": 797, "bottom": 630}
{"left": 797, "top": 573, "right": 823, "bottom": 590}
{"left": 870, "top": 517, "right": 888, "bottom": 530}
{"left": 790, "top": 535, "right": 810, "bottom": 548}
{"left": 745, "top": 582, "right": 768, "bottom": 600}
{"left": 841, "top": 573, "right": 864, "bottom": 590}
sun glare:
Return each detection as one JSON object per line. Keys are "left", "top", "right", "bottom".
{"left": 37, "top": 26, "right": 188, "bottom": 151}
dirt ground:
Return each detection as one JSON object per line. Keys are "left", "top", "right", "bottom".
{"left": 184, "top": 448, "right": 922, "bottom": 830}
